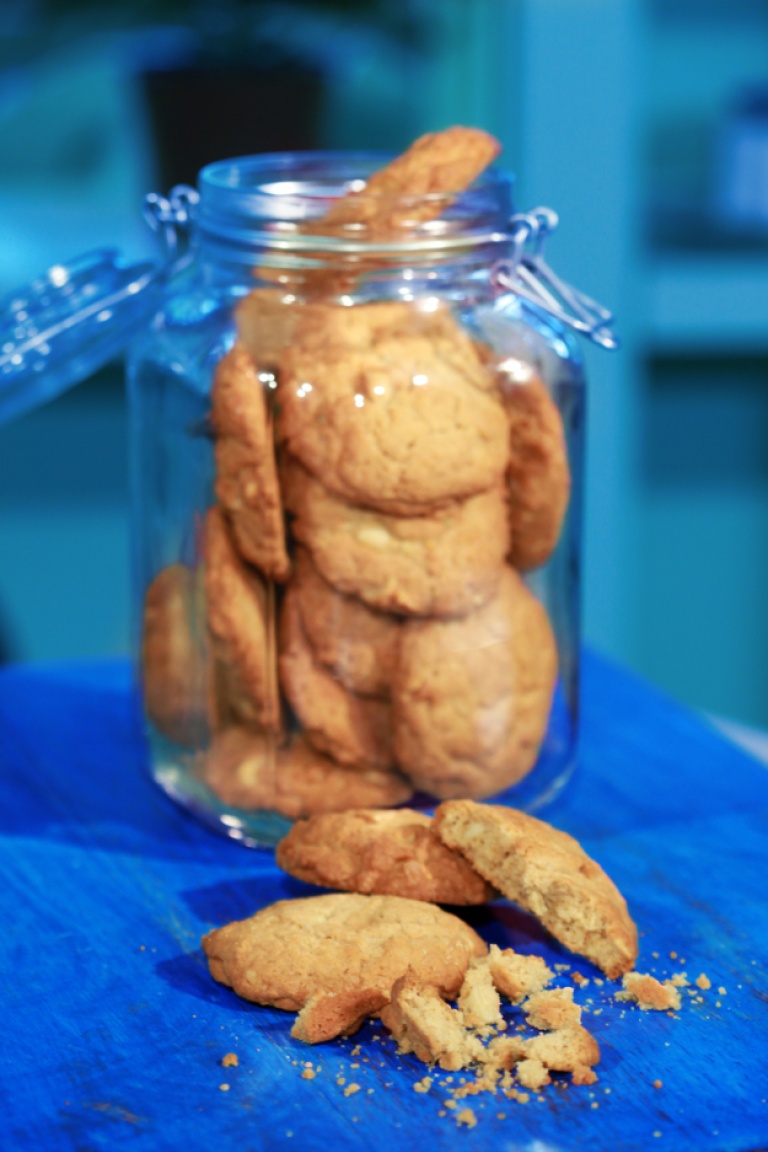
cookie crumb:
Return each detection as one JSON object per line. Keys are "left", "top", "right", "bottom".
{"left": 344, "top": 1084, "right": 361, "bottom": 1097}
{"left": 301, "top": 1069, "right": 316, "bottom": 1081}
{"left": 653, "top": 1079, "right": 663, "bottom": 1089}
{"left": 695, "top": 974, "right": 711, "bottom": 991}
{"left": 413, "top": 1077, "right": 433, "bottom": 1094}
{"left": 456, "top": 1108, "right": 477, "bottom": 1128}
{"left": 616, "top": 972, "right": 681, "bottom": 1012}
{"left": 669, "top": 951, "right": 677, "bottom": 960}
{"left": 221, "top": 1053, "right": 238, "bottom": 1068}
{"left": 590, "top": 1101, "right": 599, "bottom": 1109}
{"left": 219, "top": 1084, "right": 230, "bottom": 1092}
{"left": 718, "top": 986, "right": 727, "bottom": 996}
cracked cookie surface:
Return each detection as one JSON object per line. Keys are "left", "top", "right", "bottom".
{"left": 202, "top": 892, "right": 487, "bottom": 1012}
{"left": 276, "top": 808, "right": 495, "bottom": 904}
{"left": 282, "top": 457, "right": 509, "bottom": 618}
{"left": 392, "top": 566, "right": 557, "bottom": 798}
{"left": 277, "top": 300, "right": 508, "bottom": 515}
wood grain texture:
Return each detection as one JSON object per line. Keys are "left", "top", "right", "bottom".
{"left": 1, "top": 654, "right": 767, "bottom": 1151}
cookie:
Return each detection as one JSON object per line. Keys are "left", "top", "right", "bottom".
{"left": 291, "top": 547, "right": 400, "bottom": 697}
{"left": 615, "top": 972, "right": 681, "bottom": 1012}
{"left": 302, "top": 127, "right": 501, "bottom": 295}
{"left": 202, "top": 726, "right": 412, "bottom": 816}
{"left": 380, "top": 976, "right": 485, "bottom": 1071}
{"left": 202, "top": 892, "right": 487, "bottom": 1013}
{"left": 486, "top": 944, "right": 554, "bottom": 1004}
{"left": 234, "top": 286, "right": 300, "bottom": 372}
{"left": 277, "top": 300, "right": 509, "bottom": 515}
{"left": 457, "top": 957, "right": 503, "bottom": 1028}
{"left": 291, "top": 988, "right": 389, "bottom": 1045}
{"left": 141, "top": 563, "right": 210, "bottom": 747}
{"left": 278, "top": 583, "right": 393, "bottom": 768}
{"left": 392, "top": 566, "right": 558, "bottom": 798}
{"left": 275, "top": 808, "right": 495, "bottom": 905}
{"left": 522, "top": 1025, "right": 600, "bottom": 1076}
{"left": 319, "top": 126, "right": 501, "bottom": 240}
{"left": 282, "top": 458, "right": 509, "bottom": 618}
{"left": 210, "top": 342, "right": 290, "bottom": 582}
{"left": 203, "top": 505, "right": 280, "bottom": 732}
{"left": 432, "top": 800, "right": 639, "bottom": 979}
{"left": 523, "top": 987, "right": 581, "bottom": 1031}
{"left": 502, "top": 373, "right": 571, "bottom": 571}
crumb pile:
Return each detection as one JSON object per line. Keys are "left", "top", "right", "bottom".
{"left": 200, "top": 799, "right": 710, "bottom": 1119}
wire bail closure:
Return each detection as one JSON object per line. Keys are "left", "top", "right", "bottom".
{"left": 492, "top": 208, "right": 619, "bottom": 350}
{"left": 143, "top": 185, "right": 200, "bottom": 261}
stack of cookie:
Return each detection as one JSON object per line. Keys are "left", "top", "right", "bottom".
{"left": 203, "top": 801, "right": 639, "bottom": 1086}
{"left": 141, "top": 126, "right": 572, "bottom": 817}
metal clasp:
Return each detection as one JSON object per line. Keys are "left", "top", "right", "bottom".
{"left": 143, "top": 185, "right": 200, "bottom": 261}
{"left": 492, "top": 208, "right": 619, "bottom": 350}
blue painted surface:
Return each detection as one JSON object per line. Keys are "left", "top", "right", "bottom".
{"left": 1, "top": 650, "right": 767, "bottom": 1151}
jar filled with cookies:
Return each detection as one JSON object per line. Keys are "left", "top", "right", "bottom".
{"left": 131, "top": 127, "right": 618, "bottom": 846}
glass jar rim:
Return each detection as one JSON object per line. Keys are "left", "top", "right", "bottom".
{"left": 195, "top": 150, "right": 515, "bottom": 258}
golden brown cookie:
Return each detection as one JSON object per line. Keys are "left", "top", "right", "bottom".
{"left": 291, "top": 988, "right": 389, "bottom": 1045}
{"left": 282, "top": 458, "right": 509, "bottom": 619}
{"left": 523, "top": 987, "right": 581, "bottom": 1031}
{"left": 234, "top": 286, "right": 300, "bottom": 372}
{"left": 210, "top": 342, "right": 290, "bottom": 582}
{"left": 432, "top": 800, "right": 638, "bottom": 979}
{"left": 318, "top": 126, "right": 501, "bottom": 240}
{"left": 202, "top": 892, "right": 487, "bottom": 1013}
{"left": 202, "top": 726, "right": 412, "bottom": 816}
{"left": 277, "top": 300, "right": 509, "bottom": 516}
{"left": 275, "top": 808, "right": 495, "bottom": 904}
{"left": 615, "top": 972, "right": 681, "bottom": 1012}
{"left": 486, "top": 944, "right": 554, "bottom": 1004}
{"left": 141, "top": 563, "right": 210, "bottom": 747}
{"left": 380, "top": 976, "right": 485, "bottom": 1071}
{"left": 300, "top": 127, "right": 501, "bottom": 295}
{"left": 204, "top": 506, "right": 280, "bottom": 732}
{"left": 502, "top": 373, "right": 571, "bottom": 571}
{"left": 278, "top": 583, "right": 393, "bottom": 768}
{"left": 392, "top": 567, "right": 558, "bottom": 798}
{"left": 290, "top": 547, "right": 400, "bottom": 698}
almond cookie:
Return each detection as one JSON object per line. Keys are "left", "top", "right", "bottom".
{"left": 275, "top": 809, "right": 495, "bottom": 905}
{"left": 142, "top": 563, "right": 210, "bottom": 747}
{"left": 210, "top": 342, "right": 290, "bottom": 582}
{"left": 282, "top": 458, "right": 509, "bottom": 619}
{"left": 202, "top": 892, "right": 487, "bottom": 1014}
{"left": 432, "top": 800, "right": 638, "bottom": 979}
{"left": 291, "top": 547, "right": 400, "bottom": 698}
{"left": 278, "top": 583, "right": 393, "bottom": 768}
{"left": 277, "top": 300, "right": 509, "bottom": 516}
{"left": 204, "top": 506, "right": 280, "bottom": 732}
{"left": 202, "top": 726, "right": 411, "bottom": 816}
{"left": 392, "top": 566, "right": 557, "bottom": 798}
{"left": 502, "top": 373, "right": 571, "bottom": 571}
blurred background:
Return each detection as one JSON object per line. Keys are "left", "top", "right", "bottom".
{"left": 1, "top": 0, "right": 768, "bottom": 743}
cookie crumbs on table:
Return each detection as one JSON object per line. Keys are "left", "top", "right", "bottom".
{"left": 615, "top": 971, "right": 682, "bottom": 1012}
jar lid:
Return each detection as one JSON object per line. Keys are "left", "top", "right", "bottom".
{"left": 0, "top": 248, "right": 160, "bottom": 426}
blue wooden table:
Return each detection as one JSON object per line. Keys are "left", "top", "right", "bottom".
{"left": 2, "top": 652, "right": 767, "bottom": 1151}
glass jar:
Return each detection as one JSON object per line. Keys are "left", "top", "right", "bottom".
{"left": 127, "top": 150, "right": 592, "bottom": 848}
